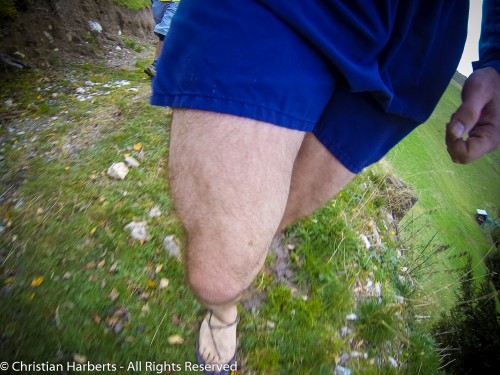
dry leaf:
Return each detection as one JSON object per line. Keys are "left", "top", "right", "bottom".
{"left": 73, "top": 354, "right": 87, "bottom": 364}
{"left": 90, "top": 226, "right": 97, "bottom": 235}
{"left": 91, "top": 312, "right": 101, "bottom": 324}
{"left": 62, "top": 272, "right": 71, "bottom": 280}
{"left": 109, "top": 288, "right": 119, "bottom": 302}
{"left": 141, "top": 303, "right": 150, "bottom": 313}
{"left": 159, "top": 278, "right": 169, "bottom": 289}
{"left": 97, "top": 259, "right": 105, "bottom": 268}
{"left": 31, "top": 276, "right": 44, "bottom": 287}
{"left": 147, "top": 279, "right": 155, "bottom": 288}
{"left": 155, "top": 264, "right": 163, "bottom": 274}
{"left": 109, "top": 262, "right": 118, "bottom": 273}
{"left": 133, "top": 143, "right": 142, "bottom": 151}
{"left": 172, "top": 314, "right": 182, "bottom": 326}
{"left": 168, "top": 335, "right": 184, "bottom": 345}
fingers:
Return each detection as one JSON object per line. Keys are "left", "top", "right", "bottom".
{"left": 446, "top": 123, "right": 500, "bottom": 164}
{"left": 446, "top": 67, "right": 500, "bottom": 164}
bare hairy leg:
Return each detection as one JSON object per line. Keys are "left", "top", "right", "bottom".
{"left": 279, "top": 133, "right": 355, "bottom": 231}
{"left": 168, "top": 109, "right": 304, "bottom": 366}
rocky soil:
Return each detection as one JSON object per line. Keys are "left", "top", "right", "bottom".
{"left": 0, "top": 0, "right": 154, "bottom": 72}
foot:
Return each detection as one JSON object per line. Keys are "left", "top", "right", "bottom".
{"left": 198, "top": 308, "right": 239, "bottom": 367}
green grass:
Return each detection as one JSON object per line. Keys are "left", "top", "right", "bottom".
{"left": 2, "top": 61, "right": 481, "bottom": 374}
{"left": 384, "top": 83, "right": 500, "bottom": 315}
{"left": 112, "top": 0, "right": 151, "bottom": 11}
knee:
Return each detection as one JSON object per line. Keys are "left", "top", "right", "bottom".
{"left": 187, "top": 262, "right": 244, "bottom": 305}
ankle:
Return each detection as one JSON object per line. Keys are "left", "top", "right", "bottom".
{"left": 207, "top": 304, "right": 238, "bottom": 324}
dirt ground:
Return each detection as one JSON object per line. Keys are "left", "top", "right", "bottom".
{"left": 0, "top": 0, "right": 155, "bottom": 71}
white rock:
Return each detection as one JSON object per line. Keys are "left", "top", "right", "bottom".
{"left": 124, "top": 156, "right": 140, "bottom": 168}
{"left": 13, "top": 51, "right": 25, "bottom": 59}
{"left": 85, "top": 80, "right": 95, "bottom": 87}
{"left": 388, "top": 357, "right": 398, "bottom": 368}
{"left": 124, "top": 221, "right": 149, "bottom": 241}
{"left": 107, "top": 162, "right": 129, "bottom": 180}
{"left": 360, "top": 234, "right": 371, "bottom": 249}
{"left": 89, "top": 21, "right": 103, "bottom": 33}
{"left": 115, "top": 80, "right": 130, "bottom": 87}
{"left": 351, "top": 351, "right": 368, "bottom": 359}
{"left": 335, "top": 365, "right": 351, "bottom": 375}
{"left": 340, "top": 326, "right": 351, "bottom": 336}
{"left": 148, "top": 205, "right": 162, "bottom": 218}
{"left": 163, "top": 235, "right": 181, "bottom": 260}
{"left": 43, "top": 31, "right": 54, "bottom": 43}
{"left": 346, "top": 313, "right": 357, "bottom": 321}
{"left": 75, "top": 87, "right": 86, "bottom": 94}
{"left": 115, "top": 45, "right": 122, "bottom": 50}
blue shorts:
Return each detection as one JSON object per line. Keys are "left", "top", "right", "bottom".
{"left": 151, "top": 0, "right": 468, "bottom": 173}
{"left": 152, "top": 0, "right": 179, "bottom": 40}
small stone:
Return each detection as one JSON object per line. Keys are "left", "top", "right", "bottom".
{"left": 148, "top": 205, "right": 162, "bottom": 218}
{"left": 124, "top": 221, "right": 149, "bottom": 242}
{"left": 159, "top": 278, "right": 169, "bottom": 289}
{"left": 85, "top": 80, "right": 95, "bottom": 87}
{"left": 43, "top": 31, "right": 54, "bottom": 43}
{"left": 73, "top": 354, "right": 87, "bottom": 364}
{"left": 107, "top": 162, "right": 129, "bottom": 180}
{"left": 124, "top": 156, "right": 140, "bottom": 168}
{"left": 136, "top": 324, "right": 145, "bottom": 333}
{"left": 109, "top": 288, "right": 119, "bottom": 302}
{"left": 163, "top": 235, "right": 181, "bottom": 260}
{"left": 338, "top": 353, "right": 350, "bottom": 365}
{"left": 388, "top": 357, "right": 398, "bottom": 368}
{"left": 346, "top": 313, "right": 357, "bottom": 321}
{"left": 340, "top": 326, "right": 351, "bottom": 337}
{"left": 360, "top": 234, "right": 371, "bottom": 250}
{"left": 62, "top": 272, "right": 71, "bottom": 280}
{"left": 75, "top": 87, "right": 85, "bottom": 94}
{"left": 4, "top": 99, "right": 14, "bottom": 108}
{"left": 335, "top": 365, "right": 351, "bottom": 375}
{"left": 89, "top": 20, "right": 103, "bottom": 33}
{"left": 167, "top": 335, "right": 184, "bottom": 345}
{"left": 141, "top": 304, "right": 150, "bottom": 313}
{"left": 113, "top": 323, "right": 123, "bottom": 334}
{"left": 395, "top": 295, "right": 405, "bottom": 304}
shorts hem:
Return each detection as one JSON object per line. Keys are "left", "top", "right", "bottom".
{"left": 151, "top": 93, "right": 316, "bottom": 132}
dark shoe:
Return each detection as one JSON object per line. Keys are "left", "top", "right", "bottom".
{"left": 144, "top": 64, "right": 156, "bottom": 78}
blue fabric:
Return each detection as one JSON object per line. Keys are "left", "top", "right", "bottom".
{"left": 473, "top": 0, "right": 500, "bottom": 73}
{"left": 152, "top": 0, "right": 469, "bottom": 173}
{"left": 152, "top": 0, "right": 179, "bottom": 38}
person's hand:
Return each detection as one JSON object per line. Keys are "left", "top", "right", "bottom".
{"left": 446, "top": 66, "right": 500, "bottom": 164}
